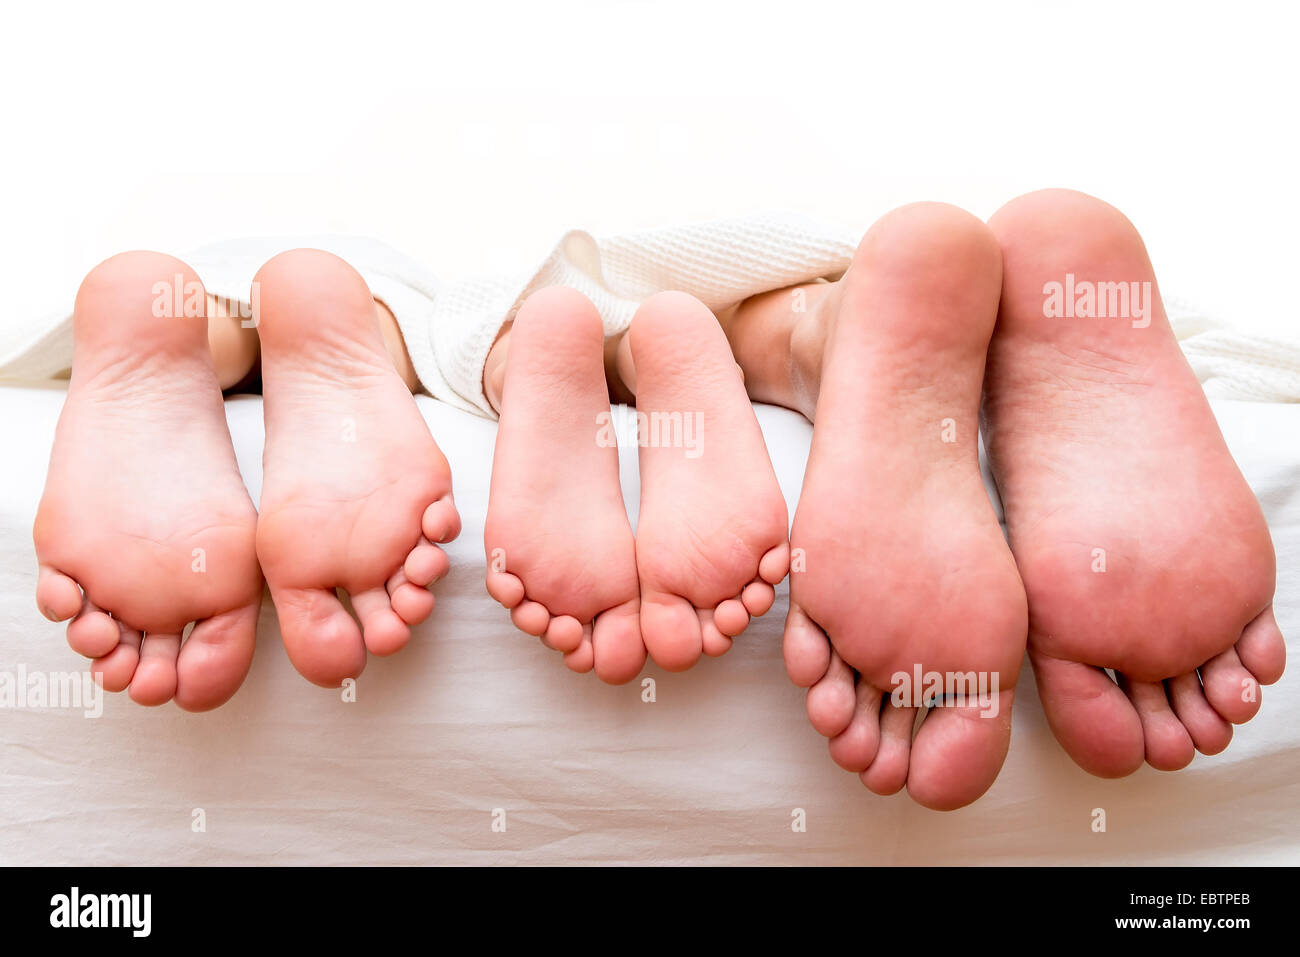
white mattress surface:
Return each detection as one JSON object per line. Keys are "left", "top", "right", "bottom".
{"left": 0, "top": 384, "right": 1296, "bottom": 865}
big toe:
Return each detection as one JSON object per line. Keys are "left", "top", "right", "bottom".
{"left": 175, "top": 602, "right": 260, "bottom": 712}
{"left": 640, "top": 591, "right": 703, "bottom": 672}
{"left": 275, "top": 586, "right": 367, "bottom": 687}
{"left": 1030, "top": 650, "right": 1145, "bottom": 778}
{"left": 592, "top": 598, "right": 646, "bottom": 684}
{"left": 907, "top": 690, "right": 1015, "bottom": 810}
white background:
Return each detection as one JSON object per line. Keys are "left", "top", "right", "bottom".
{"left": 1, "top": 0, "right": 1296, "bottom": 338}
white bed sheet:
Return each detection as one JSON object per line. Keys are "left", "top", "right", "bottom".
{"left": 1, "top": 384, "right": 1297, "bottom": 865}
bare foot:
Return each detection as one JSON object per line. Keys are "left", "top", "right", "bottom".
{"left": 253, "top": 249, "right": 460, "bottom": 688}
{"left": 483, "top": 287, "right": 644, "bottom": 683}
{"left": 783, "top": 204, "right": 1028, "bottom": 810}
{"left": 983, "top": 189, "right": 1286, "bottom": 776}
{"left": 629, "top": 292, "right": 790, "bottom": 670}
{"left": 34, "top": 252, "right": 262, "bottom": 710}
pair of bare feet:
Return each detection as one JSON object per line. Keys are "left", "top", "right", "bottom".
{"left": 34, "top": 249, "right": 460, "bottom": 709}
{"left": 483, "top": 191, "right": 1285, "bottom": 810}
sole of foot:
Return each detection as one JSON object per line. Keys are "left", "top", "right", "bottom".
{"left": 982, "top": 189, "right": 1285, "bottom": 776}
{"left": 34, "top": 252, "right": 263, "bottom": 711}
{"left": 629, "top": 291, "right": 790, "bottom": 670}
{"left": 484, "top": 287, "right": 644, "bottom": 683}
{"left": 253, "top": 249, "right": 460, "bottom": 688}
{"left": 784, "top": 203, "right": 1028, "bottom": 811}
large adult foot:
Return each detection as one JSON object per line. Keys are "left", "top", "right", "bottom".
{"left": 483, "top": 287, "right": 644, "bottom": 683}
{"left": 629, "top": 292, "right": 790, "bottom": 670}
{"left": 254, "top": 249, "right": 460, "bottom": 687}
{"left": 983, "top": 189, "right": 1285, "bottom": 776}
{"left": 33, "top": 252, "right": 262, "bottom": 710}
{"left": 783, "top": 204, "right": 1028, "bottom": 811}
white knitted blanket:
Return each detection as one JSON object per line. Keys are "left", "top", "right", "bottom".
{"left": 3, "top": 214, "right": 1298, "bottom": 415}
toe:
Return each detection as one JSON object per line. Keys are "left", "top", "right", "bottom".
{"left": 592, "top": 598, "right": 645, "bottom": 684}
{"left": 805, "top": 649, "right": 857, "bottom": 737}
{"left": 422, "top": 496, "right": 461, "bottom": 544}
{"left": 175, "top": 603, "right": 260, "bottom": 712}
{"left": 861, "top": 702, "right": 915, "bottom": 797}
{"left": 352, "top": 587, "right": 411, "bottom": 657}
{"left": 91, "top": 623, "right": 141, "bottom": 693}
{"left": 699, "top": 608, "right": 733, "bottom": 658}
{"left": 827, "top": 680, "right": 883, "bottom": 772}
{"left": 404, "top": 538, "right": 449, "bottom": 587}
{"left": 783, "top": 603, "right": 831, "bottom": 688}
{"left": 1121, "top": 677, "right": 1194, "bottom": 772}
{"left": 1030, "top": 650, "right": 1144, "bottom": 777}
{"left": 1167, "top": 672, "right": 1233, "bottom": 756}
{"left": 713, "top": 598, "right": 749, "bottom": 637}
{"left": 511, "top": 600, "right": 551, "bottom": 637}
{"left": 1235, "top": 605, "right": 1286, "bottom": 685}
{"left": 740, "top": 580, "right": 776, "bottom": 617}
{"left": 1201, "top": 646, "right": 1262, "bottom": 724}
{"left": 129, "top": 632, "right": 180, "bottom": 706}
{"left": 544, "top": 615, "right": 584, "bottom": 654}
{"left": 66, "top": 599, "right": 121, "bottom": 659}
{"left": 640, "top": 590, "right": 703, "bottom": 672}
{"left": 36, "top": 565, "right": 82, "bottom": 622}
{"left": 907, "top": 690, "right": 1015, "bottom": 810}
{"left": 758, "top": 542, "right": 790, "bottom": 585}
{"left": 273, "top": 586, "right": 367, "bottom": 687}
{"left": 486, "top": 571, "right": 526, "bottom": 609}
{"left": 564, "top": 629, "right": 596, "bottom": 674}
{"left": 387, "top": 568, "right": 436, "bottom": 625}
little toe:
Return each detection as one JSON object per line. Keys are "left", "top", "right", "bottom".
{"left": 827, "top": 680, "right": 883, "bottom": 772}
{"left": 273, "top": 585, "right": 367, "bottom": 687}
{"left": 1201, "top": 646, "right": 1262, "bottom": 724}
{"left": 592, "top": 598, "right": 645, "bottom": 684}
{"left": 783, "top": 603, "right": 832, "bottom": 688}
{"left": 387, "top": 569, "right": 436, "bottom": 625}
{"left": 758, "top": 542, "right": 790, "bottom": 585}
{"left": 66, "top": 599, "right": 121, "bottom": 659}
{"left": 92, "top": 624, "right": 142, "bottom": 693}
{"left": 352, "top": 587, "right": 411, "bottom": 657}
{"left": 511, "top": 600, "right": 551, "bottom": 637}
{"left": 1235, "top": 605, "right": 1286, "bottom": 686}
{"left": 422, "top": 496, "right": 462, "bottom": 544}
{"left": 740, "top": 580, "right": 775, "bottom": 618}
{"left": 404, "top": 538, "right": 449, "bottom": 587}
{"left": 713, "top": 598, "right": 749, "bottom": 637}
{"left": 129, "top": 632, "right": 181, "bottom": 706}
{"left": 860, "top": 702, "right": 915, "bottom": 797}
{"left": 907, "top": 689, "right": 1015, "bottom": 810}
{"left": 486, "top": 571, "right": 526, "bottom": 609}
{"left": 545, "top": 615, "right": 584, "bottom": 654}
{"left": 1030, "top": 650, "right": 1145, "bottom": 778}
{"left": 36, "top": 565, "right": 83, "bottom": 622}
{"left": 699, "top": 608, "right": 733, "bottom": 658}
{"left": 805, "top": 649, "right": 857, "bottom": 737}
{"left": 1121, "top": 676, "right": 1194, "bottom": 771}
{"left": 175, "top": 602, "right": 260, "bottom": 712}
{"left": 1166, "top": 672, "right": 1233, "bottom": 756}
{"left": 640, "top": 590, "right": 702, "bottom": 672}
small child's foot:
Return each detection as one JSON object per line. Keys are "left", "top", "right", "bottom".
{"left": 784, "top": 204, "right": 1027, "bottom": 810}
{"left": 629, "top": 292, "right": 790, "bottom": 670}
{"left": 34, "top": 252, "right": 262, "bottom": 710}
{"left": 254, "top": 249, "right": 460, "bottom": 688}
{"left": 484, "top": 288, "right": 644, "bottom": 683}
{"left": 983, "top": 190, "right": 1285, "bottom": 776}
